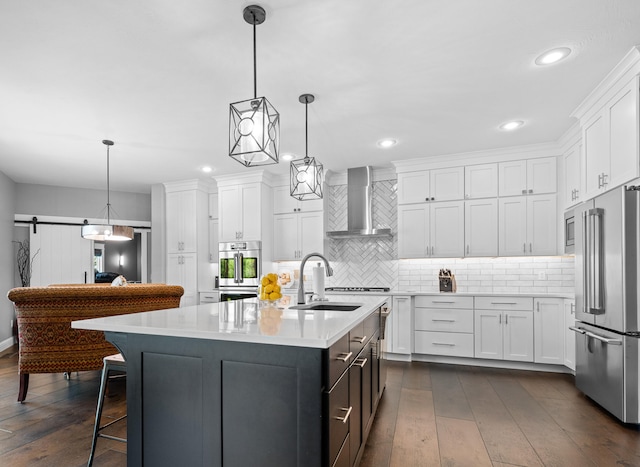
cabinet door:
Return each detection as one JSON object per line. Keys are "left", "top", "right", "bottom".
{"left": 166, "top": 192, "right": 183, "bottom": 253}
{"left": 239, "top": 183, "right": 261, "bottom": 240}
{"left": 527, "top": 157, "right": 557, "bottom": 195}
{"left": 166, "top": 253, "right": 196, "bottom": 307}
{"left": 498, "top": 197, "right": 527, "bottom": 256}
{"left": 397, "top": 171, "right": 430, "bottom": 204}
{"left": 299, "top": 211, "right": 324, "bottom": 257}
{"left": 503, "top": 311, "right": 534, "bottom": 362}
{"left": 474, "top": 310, "right": 503, "bottom": 360}
{"left": 609, "top": 82, "right": 639, "bottom": 188}
{"left": 430, "top": 167, "right": 464, "bottom": 201}
{"left": 398, "top": 204, "right": 429, "bottom": 258}
{"left": 465, "top": 163, "right": 497, "bottom": 199}
{"left": 564, "top": 299, "right": 576, "bottom": 370}
{"left": 534, "top": 298, "right": 564, "bottom": 365}
{"left": 391, "top": 296, "right": 412, "bottom": 355}
{"left": 498, "top": 160, "right": 527, "bottom": 196}
{"left": 465, "top": 198, "right": 498, "bottom": 257}
{"left": 218, "top": 185, "right": 241, "bottom": 242}
{"left": 527, "top": 194, "right": 557, "bottom": 255}
{"left": 583, "top": 112, "right": 609, "bottom": 198}
{"left": 430, "top": 201, "right": 464, "bottom": 257}
{"left": 563, "top": 143, "right": 581, "bottom": 207}
{"left": 209, "top": 219, "right": 219, "bottom": 263}
{"left": 208, "top": 193, "right": 219, "bottom": 219}
{"left": 273, "top": 185, "right": 299, "bottom": 214}
{"left": 273, "top": 213, "right": 298, "bottom": 261}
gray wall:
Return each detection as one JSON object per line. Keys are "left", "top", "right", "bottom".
{"left": 0, "top": 171, "right": 16, "bottom": 345}
{"left": 15, "top": 183, "right": 151, "bottom": 221}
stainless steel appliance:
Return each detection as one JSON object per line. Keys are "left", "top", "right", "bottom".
{"left": 218, "top": 241, "right": 261, "bottom": 301}
{"left": 572, "top": 185, "right": 640, "bottom": 423}
{"left": 564, "top": 208, "right": 575, "bottom": 254}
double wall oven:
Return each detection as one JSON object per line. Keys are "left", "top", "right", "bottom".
{"left": 218, "top": 241, "right": 261, "bottom": 301}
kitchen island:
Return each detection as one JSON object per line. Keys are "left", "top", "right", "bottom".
{"left": 73, "top": 294, "right": 389, "bottom": 467}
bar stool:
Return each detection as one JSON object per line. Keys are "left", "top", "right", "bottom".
{"left": 88, "top": 353, "right": 127, "bottom": 467}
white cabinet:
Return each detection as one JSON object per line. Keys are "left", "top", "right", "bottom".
{"left": 465, "top": 163, "right": 498, "bottom": 199}
{"left": 474, "top": 297, "right": 534, "bottom": 362}
{"left": 273, "top": 211, "right": 324, "bottom": 261}
{"left": 167, "top": 253, "right": 197, "bottom": 307}
{"left": 563, "top": 141, "right": 582, "bottom": 208}
{"left": 208, "top": 193, "right": 219, "bottom": 220}
{"left": 564, "top": 298, "right": 576, "bottom": 371}
{"left": 398, "top": 201, "right": 464, "bottom": 258}
{"left": 533, "top": 298, "right": 564, "bottom": 365}
{"left": 166, "top": 190, "right": 198, "bottom": 253}
{"left": 273, "top": 185, "right": 323, "bottom": 214}
{"left": 219, "top": 183, "right": 262, "bottom": 242}
{"left": 414, "top": 296, "right": 474, "bottom": 357}
{"left": 397, "top": 167, "right": 464, "bottom": 204}
{"left": 583, "top": 78, "right": 640, "bottom": 199}
{"left": 498, "top": 194, "right": 557, "bottom": 256}
{"left": 387, "top": 296, "right": 412, "bottom": 356}
{"left": 464, "top": 198, "right": 498, "bottom": 257}
{"left": 209, "top": 219, "right": 219, "bottom": 263}
{"left": 498, "top": 157, "right": 557, "bottom": 197}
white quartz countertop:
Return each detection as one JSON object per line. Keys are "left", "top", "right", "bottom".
{"left": 319, "top": 290, "right": 575, "bottom": 299}
{"left": 72, "top": 294, "right": 389, "bottom": 349}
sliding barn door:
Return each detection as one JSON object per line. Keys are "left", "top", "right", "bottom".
{"left": 30, "top": 224, "right": 93, "bottom": 286}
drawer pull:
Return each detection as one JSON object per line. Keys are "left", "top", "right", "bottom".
{"left": 352, "top": 336, "right": 367, "bottom": 344}
{"left": 490, "top": 302, "right": 518, "bottom": 305}
{"left": 355, "top": 357, "right": 368, "bottom": 368}
{"left": 433, "top": 342, "right": 455, "bottom": 346}
{"left": 431, "top": 300, "right": 456, "bottom": 304}
{"left": 432, "top": 319, "right": 455, "bottom": 322}
{"left": 334, "top": 406, "right": 353, "bottom": 424}
{"left": 336, "top": 352, "right": 353, "bottom": 362}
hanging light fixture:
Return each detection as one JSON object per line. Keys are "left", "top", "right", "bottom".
{"left": 81, "top": 140, "right": 134, "bottom": 242}
{"left": 229, "top": 4, "right": 279, "bottom": 167}
{"left": 290, "top": 94, "right": 323, "bottom": 200}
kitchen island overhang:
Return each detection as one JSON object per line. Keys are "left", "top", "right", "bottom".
{"left": 73, "top": 294, "right": 389, "bottom": 467}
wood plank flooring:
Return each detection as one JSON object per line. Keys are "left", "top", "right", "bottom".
{"left": 1, "top": 345, "right": 639, "bottom": 466}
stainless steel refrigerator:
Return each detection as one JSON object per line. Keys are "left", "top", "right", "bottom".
{"left": 573, "top": 185, "right": 640, "bottom": 423}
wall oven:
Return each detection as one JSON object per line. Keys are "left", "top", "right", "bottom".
{"left": 219, "top": 241, "right": 261, "bottom": 301}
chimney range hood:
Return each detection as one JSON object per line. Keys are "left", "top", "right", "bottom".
{"left": 326, "top": 166, "right": 392, "bottom": 239}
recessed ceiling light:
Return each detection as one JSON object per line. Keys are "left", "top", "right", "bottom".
{"left": 377, "top": 138, "right": 397, "bottom": 148}
{"left": 281, "top": 153, "right": 294, "bottom": 161}
{"left": 535, "top": 47, "right": 571, "bottom": 66}
{"left": 499, "top": 120, "right": 524, "bottom": 131}
{"left": 201, "top": 166, "right": 214, "bottom": 173}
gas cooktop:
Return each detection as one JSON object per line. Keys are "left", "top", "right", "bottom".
{"left": 325, "top": 287, "right": 391, "bottom": 292}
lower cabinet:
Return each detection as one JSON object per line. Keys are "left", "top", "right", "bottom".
{"left": 414, "top": 295, "right": 474, "bottom": 357}
{"left": 387, "top": 296, "right": 412, "bottom": 356}
{"left": 474, "top": 297, "right": 534, "bottom": 362}
{"left": 534, "top": 298, "right": 564, "bottom": 365}
{"left": 564, "top": 298, "right": 576, "bottom": 371}
{"left": 166, "top": 253, "right": 197, "bottom": 307}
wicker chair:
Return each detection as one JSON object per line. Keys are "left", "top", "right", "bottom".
{"left": 7, "top": 283, "right": 184, "bottom": 402}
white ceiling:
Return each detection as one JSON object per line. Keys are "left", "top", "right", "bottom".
{"left": 2, "top": 0, "right": 640, "bottom": 194}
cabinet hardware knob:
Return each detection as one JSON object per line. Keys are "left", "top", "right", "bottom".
{"left": 528, "top": 189, "right": 533, "bottom": 194}
{"left": 522, "top": 189, "right": 527, "bottom": 195}
{"left": 334, "top": 406, "right": 353, "bottom": 424}
{"left": 425, "top": 197, "right": 429, "bottom": 202}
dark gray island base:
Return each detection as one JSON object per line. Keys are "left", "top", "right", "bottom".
{"left": 104, "top": 302, "right": 386, "bottom": 467}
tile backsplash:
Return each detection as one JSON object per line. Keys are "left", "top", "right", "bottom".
{"left": 274, "top": 177, "right": 575, "bottom": 295}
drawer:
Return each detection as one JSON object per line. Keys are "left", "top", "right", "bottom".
{"left": 325, "top": 333, "right": 352, "bottom": 389}
{"left": 363, "top": 309, "right": 380, "bottom": 341}
{"left": 414, "top": 331, "right": 474, "bottom": 357}
{"left": 326, "top": 372, "right": 350, "bottom": 466}
{"left": 349, "top": 321, "right": 366, "bottom": 357}
{"left": 199, "top": 292, "right": 219, "bottom": 303}
{"left": 415, "top": 295, "right": 473, "bottom": 309}
{"left": 414, "top": 308, "right": 473, "bottom": 333}
{"left": 475, "top": 296, "right": 533, "bottom": 311}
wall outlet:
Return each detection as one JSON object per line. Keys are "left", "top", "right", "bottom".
{"left": 537, "top": 272, "right": 547, "bottom": 280}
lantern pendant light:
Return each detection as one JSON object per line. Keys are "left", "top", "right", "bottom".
{"left": 229, "top": 5, "right": 280, "bottom": 167}
{"left": 290, "top": 94, "right": 323, "bottom": 200}
{"left": 81, "top": 140, "right": 134, "bottom": 242}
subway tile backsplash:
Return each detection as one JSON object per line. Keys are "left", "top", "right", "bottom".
{"left": 274, "top": 178, "right": 575, "bottom": 296}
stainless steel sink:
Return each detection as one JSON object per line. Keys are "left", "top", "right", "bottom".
{"left": 289, "top": 302, "right": 363, "bottom": 311}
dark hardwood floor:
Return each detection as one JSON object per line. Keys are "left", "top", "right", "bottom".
{"left": 1, "top": 345, "right": 639, "bottom": 466}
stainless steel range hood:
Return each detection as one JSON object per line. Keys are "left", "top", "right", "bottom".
{"left": 326, "top": 166, "right": 392, "bottom": 239}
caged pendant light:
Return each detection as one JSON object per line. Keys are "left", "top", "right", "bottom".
{"left": 290, "top": 94, "right": 323, "bottom": 200}
{"left": 229, "top": 5, "right": 280, "bottom": 167}
{"left": 81, "top": 140, "right": 134, "bottom": 242}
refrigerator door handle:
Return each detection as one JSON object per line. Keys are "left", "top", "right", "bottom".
{"left": 589, "top": 208, "right": 605, "bottom": 314}
{"left": 584, "top": 330, "right": 623, "bottom": 346}
{"left": 582, "top": 210, "right": 589, "bottom": 314}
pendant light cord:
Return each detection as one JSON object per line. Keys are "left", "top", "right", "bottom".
{"left": 305, "top": 99, "right": 309, "bottom": 161}
{"left": 252, "top": 11, "right": 257, "bottom": 99}
{"left": 106, "top": 144, "right": 111, "bottom": 224}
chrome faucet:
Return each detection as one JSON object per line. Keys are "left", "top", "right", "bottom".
{"left": 297, "top": 253, "right": 334, "bottom": 304}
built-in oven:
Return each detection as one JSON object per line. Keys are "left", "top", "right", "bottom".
{"left": 219, "top": 241, "right": 261, "bottom": 301}
{"left": 564, "top": 209, "right": 575, "bottom": 254}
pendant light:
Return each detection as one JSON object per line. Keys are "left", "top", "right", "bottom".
{"left": 229, "top": 5, "right": 280, "bottom": 167}
{"left": 81, "top": 140, "right": 134, "bottom": 242}
{"left": 290, "top": 94, "right": 323, "bottom": 200}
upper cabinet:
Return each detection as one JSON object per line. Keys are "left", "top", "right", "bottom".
{"left": 465, "top": 163, "right": 498, "bottom": 199}
{"left": 498, "top": 157, "right": 557, "bottom": 197}
{"left": 397, "top": 167, "right": 464, "bottom": 204}
{"left": 273, "top": 185, "right": 323, "bottom": 214}
{"left": 498, "top": 194, "right": 557, "bottom": 256}
{"left": 563, "top": 141, "right": 582, "bottom": 208}
{"left": 166, "top": 189, "right": 199, "bottom": 254}
{"left": 218, "top": 183, "right": 262, "bottom": 242}
{"left": 582, "top": 78, "right": 639, "bottom": 199}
